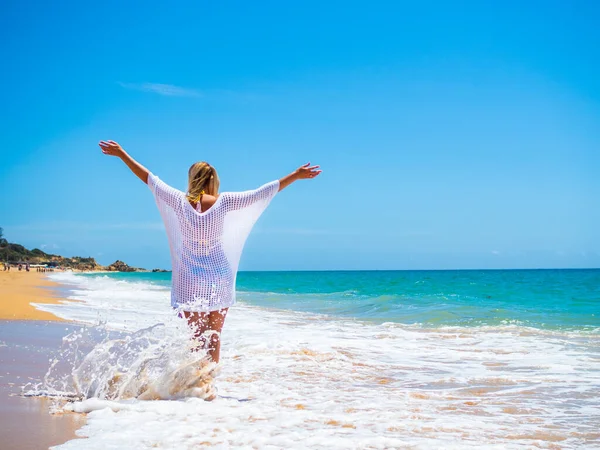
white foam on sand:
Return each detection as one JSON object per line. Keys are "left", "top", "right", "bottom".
{"left": 39, "top": 273, "right": 600, "bottom": 449}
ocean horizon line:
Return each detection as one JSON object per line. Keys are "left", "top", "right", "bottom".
{"left": 93, "top": 266, "right": 600, "bottom": 274}
{"left": 234, "top": 266, "right": 600, "bottom": 273}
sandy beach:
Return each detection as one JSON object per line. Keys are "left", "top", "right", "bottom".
{"left": 0, "top": 271, "right": 66, "bottom": 321}
{"left": 0, "top": 272, "right": 85, "bottom": 449}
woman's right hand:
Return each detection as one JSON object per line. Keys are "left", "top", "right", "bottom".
{"left": 99, "top": 140, "right": 126, "bottom": 158}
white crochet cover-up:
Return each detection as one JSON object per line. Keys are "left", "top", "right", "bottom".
{"left": 148, "top": 173, "right": 279, "bottom": 312}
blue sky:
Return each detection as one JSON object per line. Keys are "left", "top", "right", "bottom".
{"left": 1, "top": 0, "right": 598, "bottom": 270}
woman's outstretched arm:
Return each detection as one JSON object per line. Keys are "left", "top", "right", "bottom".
{"left": 222, "top": 163, "right": 321, "bottom": 211}
{"left": 278, "top": 163, "right": 321, "bottom": 191}
{"left": 99, "top": 140, "right": 149, "bottom": 184}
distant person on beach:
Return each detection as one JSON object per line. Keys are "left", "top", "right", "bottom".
{"left": 100, "top": 140, "right": 320, "bottom": 363}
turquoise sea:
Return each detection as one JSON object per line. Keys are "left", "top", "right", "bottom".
{"left": 85, "top": 269, "right": 600, "bottom": 331}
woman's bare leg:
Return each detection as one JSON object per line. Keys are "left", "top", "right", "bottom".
{"left": 206, "top": 309, "right": 228, "bottom": 363}
{"left": 183, "top": 308, "right": 228, "bottom": 363}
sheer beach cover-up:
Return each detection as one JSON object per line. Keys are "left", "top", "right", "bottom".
{"left": 148, "top": 173, "right": 279, "bottom": 312}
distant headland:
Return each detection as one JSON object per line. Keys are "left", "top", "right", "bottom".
{"left": 0, "top": 227, "right": 168, "bottom": 273}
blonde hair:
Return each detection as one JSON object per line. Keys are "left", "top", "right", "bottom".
{"left": 187, "top": 162, "right": 220, "bottom": 203}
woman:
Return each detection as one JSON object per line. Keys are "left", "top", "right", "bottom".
{"left": 99, "top": 140, "right": 321, "bottom": 363}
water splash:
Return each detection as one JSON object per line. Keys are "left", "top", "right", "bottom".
{"left": 24, "top": 321, "right": 220, "bottom": 405}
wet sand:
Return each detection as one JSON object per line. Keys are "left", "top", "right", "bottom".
{"left": 0, "top": 320, "right": 86, "bottom": 450}
{"left": 0, "top": 271, "right": 66, "bottom": 321}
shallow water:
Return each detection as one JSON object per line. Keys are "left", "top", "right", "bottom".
{"left": 27, "top": 271, "right": 600, "bottom": 449}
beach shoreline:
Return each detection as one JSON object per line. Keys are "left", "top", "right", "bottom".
{"left": 0, "top": 271, "right": 68, "bottom": 322}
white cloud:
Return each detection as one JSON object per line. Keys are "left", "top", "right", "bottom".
{"left": 106, "top": 222, "right": 165, "bottom": 231}
{"left": 118, "top": 82, "right": 203, "bottom": 98}
{"left": 255, "top": 227, "right": 338, "bottom": 236}
{"left": 491, "top": 250, "right": 501, "bottom": 255}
